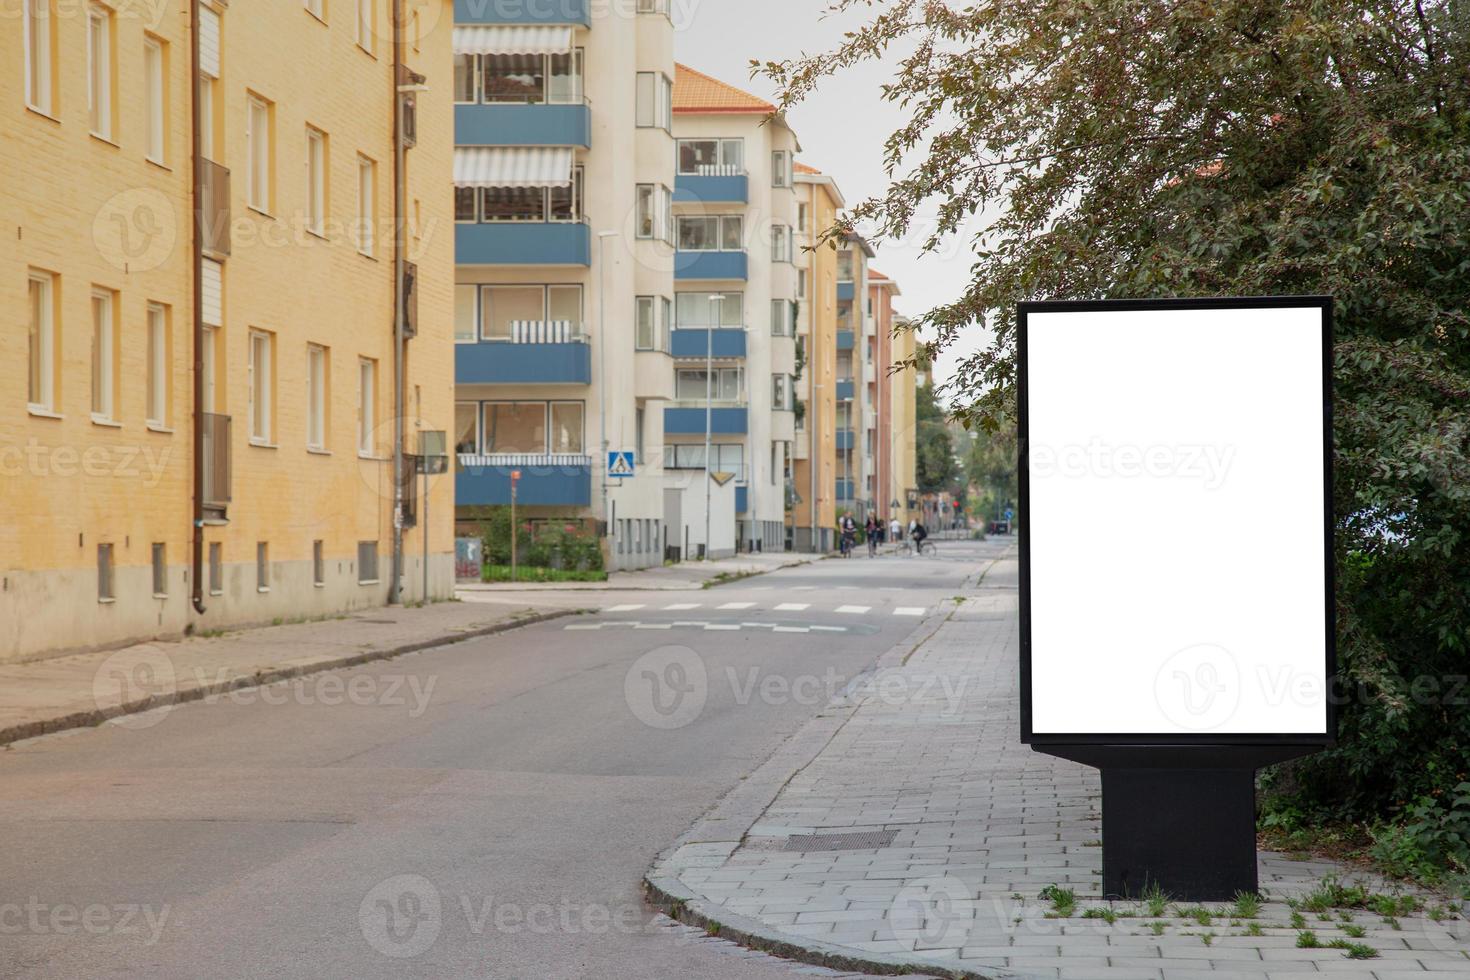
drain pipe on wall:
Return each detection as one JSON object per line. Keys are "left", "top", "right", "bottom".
{"left": 189, "top": 0, "right": 207, "bottom": 616}
{"left": 388, "top": 0, "right": 406, "bottom": 604}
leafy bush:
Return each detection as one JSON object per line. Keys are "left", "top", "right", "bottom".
{"left": 478, "top": 508, "right": 604, "bottom": 572}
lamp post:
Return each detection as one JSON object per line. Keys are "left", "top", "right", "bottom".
{"left": 597, "top": 231, "right": 617, "bottom": 550}
{"left": 704, "top": 294, "right": 721, "bottom": 559}
{"left": 810, "top": 382, "right": 822, "bottom": 554}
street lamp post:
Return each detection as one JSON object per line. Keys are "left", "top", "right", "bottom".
{"left": 597, "top": 231, "right": 617, "bottom": 551}
{"left": 704, "top": 295, "right": 722, "bottom": 560}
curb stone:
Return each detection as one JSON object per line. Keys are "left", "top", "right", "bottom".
{"left": 0, "top": 608, "right": 583, "bottom": 747}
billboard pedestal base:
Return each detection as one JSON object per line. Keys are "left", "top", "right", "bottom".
{"left": 1035, "top": 744, "right": 1320, "bottom": 902}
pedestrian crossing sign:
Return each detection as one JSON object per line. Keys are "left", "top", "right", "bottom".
{"left": 608, "top": 451, "right": 635, "bottom": 479}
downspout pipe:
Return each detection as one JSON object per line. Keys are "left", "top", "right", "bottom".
{"left": 190, "top": 0, "right": 206, "bottom": 615}
{"left": 389, "top": 0, "right": 406, "bottom": 603}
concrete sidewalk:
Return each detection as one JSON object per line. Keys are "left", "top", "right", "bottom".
{"left": 646, "top": 554, "right": 1470, "bottom": 979}
{"left": 458, "top": 550, "right": 823, "bottom": 592}
{"left": 0, "top": 599, "right": 575, "bottom": 747}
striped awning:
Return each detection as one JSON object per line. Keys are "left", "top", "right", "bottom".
{"left": 453, "top": 147, "right": 574, "bottom": 189}
{"left": 452, "top": 26, "right": 573, "bottom": 56}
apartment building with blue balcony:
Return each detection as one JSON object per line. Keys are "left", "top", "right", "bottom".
{"left": 451, "top": 3, "right": 677, "bottom": 570}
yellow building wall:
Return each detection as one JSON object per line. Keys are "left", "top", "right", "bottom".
{"left": 791, "top": 179, "right": 839, "bottom": 542}
{"left": 890, "top": 317, "right": 919, "bottom": 522}
{"left": 0, "top": 0, "right": 456, "bottom": 662}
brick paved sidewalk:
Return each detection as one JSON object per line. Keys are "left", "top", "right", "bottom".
{"left": 647, "top": 555, "right": 1470, "bottom": 979}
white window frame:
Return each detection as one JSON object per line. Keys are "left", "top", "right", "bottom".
{"left": 24, "top": 0, "right": 53, "bottom": 115}
{"left": 248, "top": 330, "right": 274, "bottom": 444}
{"left": 27, "top": 271, "right": 56, "bottom": 414}
{"left": 358, "top": 357, "right": 376, "bottom": 456}
{"left": 355, "top": 0, "right": 373, "bottom": 51}
{"left": 306, "top": 126, "right": 326, "bottom": 236}
{"left": 146, "top": 302, "right": 168, "bottom": 426}
{"left": 357, "top": 154, "right": 376, "bottom": 256}
{"left": 772, "top": 150, "right": 792, "bottom": 188}
{"left": 90, "top": 289, "right": 115, "bottom": 421}
{"left": 307, "top": 344, "right": 328, "bottom": 451}
{"left": 305, "top": 0, "right": 324, "bottom": 19}
{"left": 247, "top": 94, "right": 272, "bottom": 213}
{"left": 635, "top": 71, "right": 672, "bottom": 131}
{"left": 144, "top": 36, "right": 166, "bottom": 163}
{"left": 676, "top": 215, "right": 743, "bottom": 252}
{"left": 454, "top": 284, "right": 478, "bottom": 343}
{"left": 676, "top": 138, "right": 743, "bottom": 175}
{"left": 87, "top": 4, "right": 112, "bottom": 139}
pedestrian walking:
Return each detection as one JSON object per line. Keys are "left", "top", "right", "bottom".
{"left": 865, "top": 516, "right": 880, "bottom": 557}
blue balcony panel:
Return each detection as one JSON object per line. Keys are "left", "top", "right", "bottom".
{"left": 670, "top": 329, "right": 746, "bottom": 359}
{"left": 836, "top": 428, "right": 855, "bottom": 451}
{"left": 837, "top": 281, "right": 855, "bottom": 301}
{"left": 457, "top": 222, "right": 590, "bottom": 266}
{"left": 664, "top": 407, "right": 748, "bottom": 436}
{"left": 457, "top": 462, "right": 591, "bottom": 507}
{"left": 836, "top": 329, "right": 855, "bottom": 351}
{"left": 836, "top": 379, "right": 855, "bottom": 401}
{"left": 735, "top": 485, "right": 749, "bottom": 515}
{"left": 674, "top": 250, "right": 748, "bottom": 281}
{"left": 456, "top": 342, "right": 590, "bottom": 385}
{"left": 673, "top": 173, "right": 749, "bottom": 204}
{"left": 455, "top": 103, "right": 590, "bottom": 148}
{"left": 454, "top": 0, "right": 590, "bottom": 25}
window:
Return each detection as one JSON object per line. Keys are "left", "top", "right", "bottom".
{"left": 306, "top": 127, "right": 326, "bottom": 235}
{"left": 677, "top": 138, "right": 743, "bottom": 175}
{"left": 771, "top": 299, "right": 795, "bottom": 337}
{"left": 27, "top": 271, "right": 55, "bottom": 412}
{"left": 313, "top": 540, "right": 325, "bottom": 586}
{"left": 357, "top": 155, "right": 376, "bottom": 255}
{"left": 146, "top": 303, "right": 168, "bottom": 426}
{"left": 550, "top": 402, "right": 583, "bottom": 453}
{"left": 773, "top": 374, "right": 793, "bottom": 411}
{"left": 636, "top": 407, "right": 646, "bottom": 464}
{"left": 307, "top": 344, "right": 328, "bottom": 450}
{"left": 636, "top": 296, "right": 656, "bottom": 350}
{"left": 455, "top": 402, "right": 479, "bottom": 454}
{"left": 481, "top": 51, "right": 583, "bottom": 104}
{"left": 797, "top": 269, "right": 808, "bottom": 300}
{"left": 636, "top": 0, "right": 669, "bottom": 13}
{"left": 772, "top": 150, "right": 793, "bottom": 188}
{"left": 208, "top": 542, "right": 222, "bottom": 594}
{"left": 88, "top": 4, "right": 112, "bottom": 138}
{"left": 771, "top": 224, "right": 792, "bottom": 262}
{"left": 661, "top": 297, "right": 672, "bottom": 352}
{"left": 453, "top": 54, "right": 475, "bottom": 102}
{"left": 677, "top": 215, "right": 743, "bottom": 251}
{"left": 247, "top": 95, "right": 272, "bottom": 211}
{"left": 257, "top": 542, "right": 270, "bottom": 590}
{"left": 454, "top": 284, "right": 478, "bottom": 342}
{"left": 635, "top": 184, "right": 672, "bottom": 241}
{"left": 201, "top": 325, "right": 218, "bottom": 411}
{"left": 479, "top": 284, "right": 583, "bottom": 341}
{"left": 480, "top": 402, "right": 584, "bottom": 455}
{"left": 675, "top": 292, "right": 742, "bottom": 329}
{"left": 151, "top": 543, "right": 167, "bottom": 597}
{"left": 249, "top": 330, "right": 274, "bottom": 443}
{"left": 837, "top": 249, "right": 854, "bottom": 282}
{"left": 91, "top": 289, "right": 115, "bottom": 420}
{"left": 305, "top": 0, "right": 323, "bottom": 18}
{"left": 635, "top": 71, "right": 672, "bottom": 129}
{"left": 199, "top": 75, "right": 218, "bottom": 161}
{"left": 24, "top": 0, "right": 53, "bottom": 114}
{"left": 666, "top": 443, "right": 745, "bottom": 481}
{"left": 98, "top": 544, "right": 115, "bottom": 601}
{"left": 797, "top": 202, "right": 809, "bottom": 233}
{"left": 358, "top": 358, "right": 376, "bottom": 455}
{"left": 144, "top": 37, "right": 166, "bottom": 163}
{"left": 676, "top": 368, "right": 743, "bottom": 401}
{"left": 477, "top": 166, "right": 583, "bottom": 222}
{"left": 355, "top": 0, "right": 372, "bottom": 50}
{"left": 455, "top": 186, "right": 476, "bottom": 222}
{"left": 199, "top": 5, "right": 221, "bottom": 152}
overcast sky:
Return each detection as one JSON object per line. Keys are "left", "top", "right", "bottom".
{"left": 671, "top": 0, "right": 992, "bottom": 401}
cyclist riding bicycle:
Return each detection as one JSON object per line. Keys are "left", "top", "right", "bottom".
{"left": 865, "top": 516, "right": 880, "bottom": 557}
{"left": 910, "top": 519, "right": 930, "bottom": 555}
{"left": 839, "top": 514, "right": 858, "bottom": 558}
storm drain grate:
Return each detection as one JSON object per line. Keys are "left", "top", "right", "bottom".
{"left": 782, "top": 830, "right": 898, "bottom": 852}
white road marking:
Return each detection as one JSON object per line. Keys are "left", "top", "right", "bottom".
{"left": 773, "top": 626, "right": 810, "bottom": 633}
{"left": 565, "top": 624, "right": 603, "bottom": 631}
{"left": 704, "top": 624, "right": 740, "bottom": 631}
{"left": 664, "top": 603, "right": 701, "bottom": 610}
{"left": 792, "top": 586, "right": 817, "bottom": 592}
{"left": 604, "top": 604, "right": 645, "bottom": 612}
{"left": 718, "top": 602, "right": 755, "bottom": 610}
{"left": 894, "top": 607, "right": 926, "bottom": 617}
{"left": 811, "top": 626, "right": 847, "bottom": 633}
{"left": 775, "top": 603, "right": 810, "bottom": 611}
{"left": 635, "top": 623, "right": 673, "bottom": 630}
{"left": 836, "top": 605, "right": 871, "bottom": 615}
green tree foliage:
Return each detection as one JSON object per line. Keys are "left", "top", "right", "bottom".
{"left": 916, "top": 379, "right": 958, "bottom": 493}
{"left": 763, "top": 0, "right": 1470, "bottom": 878}
{"left": 966, "top": 417, "right": 1019, "bottom": 523}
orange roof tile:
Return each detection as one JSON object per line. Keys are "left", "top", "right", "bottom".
{"left": 869, "top": 268, "right": 890, "bottom": 281}
{"left": 674, "top": 63, "right": 776, "bottom": 115}
{"left": 794, "top": 161, "right": 821, "bottom": 175}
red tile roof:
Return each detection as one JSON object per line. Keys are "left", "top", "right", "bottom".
{"left": 674, "top": 63, "right": 776, "bottom": 115}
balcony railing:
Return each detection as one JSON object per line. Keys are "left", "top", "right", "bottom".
{"left": 456, "top": 328, "right": 591, "bottom": 384}
{"left": 670, "top": 327, "right": 746, "bottom": 359}
{"left": 673, "top": 171, "right": 749, "bottom": 205}
{"left": 674, "top": 250, "right": 748, "bottom": 281}
{"left": 201, "top": 412, "right": 231, "bottom": 513}
{"left": 457, "top": 220, "right": 591, "bottom": 266}
{"left": 664, "top": 404, "right": 749, "bottom": 435}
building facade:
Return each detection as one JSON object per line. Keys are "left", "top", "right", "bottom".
{"left": 3, "top": 0, "right": 456, "bottom": 662}
{"left": 451, "top": 1, "right": 676, "bottom": 569}
{"left": 834, "top": 234, "right": 875, "bottom": 521}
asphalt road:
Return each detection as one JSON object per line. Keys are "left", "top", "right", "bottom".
{"left": 0, "top": 538, "right": 1001, "bottom": 979}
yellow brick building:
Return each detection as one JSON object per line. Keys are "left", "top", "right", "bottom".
{"left": 2, "top": 0, "right": 455, "bottom": 662}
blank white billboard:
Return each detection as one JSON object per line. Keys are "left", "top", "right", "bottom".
{"left": 1021, "top": 300, "right": 1332, "bottom": 740}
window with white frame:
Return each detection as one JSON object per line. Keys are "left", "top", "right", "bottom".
{"left": 474, "top": 166, "right": 583, "bottom": 222}
{"left": 146, "top": 303, "right": 168, "bottom": 426}
{"left": 675, "top": 368, "right": 743, "bottom": 402}
{"left": 144, "top": 36, "right": 166, "bottom": 163}
{"left": 675, "top": 291, "right": 743, "bottom": 329}
{"left": 305, "top": 0, "right": 323, "bottom": 18}
{"left": 355, "top": 0, "right": 372, "bottom": 50}
{"left": 87, "top": 4, "right": 113, "bottom": 139}
{"left": 27, "top": 270, "right": 55, "bottom": 413}
{"left": 677, "top": 215, "right": 743, "bottom": 251}
{"left": 635, "top": 183, "right": 672, "bottom": 242}
{"left": 90, "top": 288, "right": 115, "bottom": 420}
{"left": 357, "top": 155, "right": 376, "bottom": 255}
{"left": 480, "top": 51, "right": 584, "bottom": 104}
{"left": 24, "top": 0, "right": 53, "bottom": 114}
{"left": 358, "top": 357, "right": 376, "bottom": 454}
{"left": 307, "top": 344, "right": 328, "bottom": 450}
{"left": 453, "top": 53, "right": 475, "bottom": 102}
{"left": 772, "top": 150, "right": 792, "bottom": 188}
{"left": 249, "top": 330, "right": 274, "bottom": 443}
{"left": 797, "top": 202, "right": 808, "bottom": 233}
{"left": 771, "top": 299, "right": 795, "bottom": 337}
{"left": 477, "top": 284, "right": 583, "bottom": 341}
{"left": 666, "top": 443, "right": 744, "bottom": 481}
{"left": 480, "top": 401, "right": 584, "bottom": 455}
{"left": 771, "top": 224, "right": 792, "bottom": 262}
{"left": 797, "top": 268, "right": 808, "bottom": 300}
{"left": 635, "top": 71, "right": 672, "bottom": 129}
{"left": 636, "top": 296, "right": 656, "bottom": 350}
{"left": 247, "top": 95, "right": 272, "bottom": 211}
{"left": 454, "top": 401, "right": 478, "bottom": 454}
{"left": 772, "top": 374, "right": 793, "bottom": 411}
{"left": 454, "top": 284, "right": 478, "bottom": 342}
{"left": 306, "top": 127, "right": 326, "bottom": 235}
{"left": 677, "top": 138, "right": 742, "bottom": 175}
